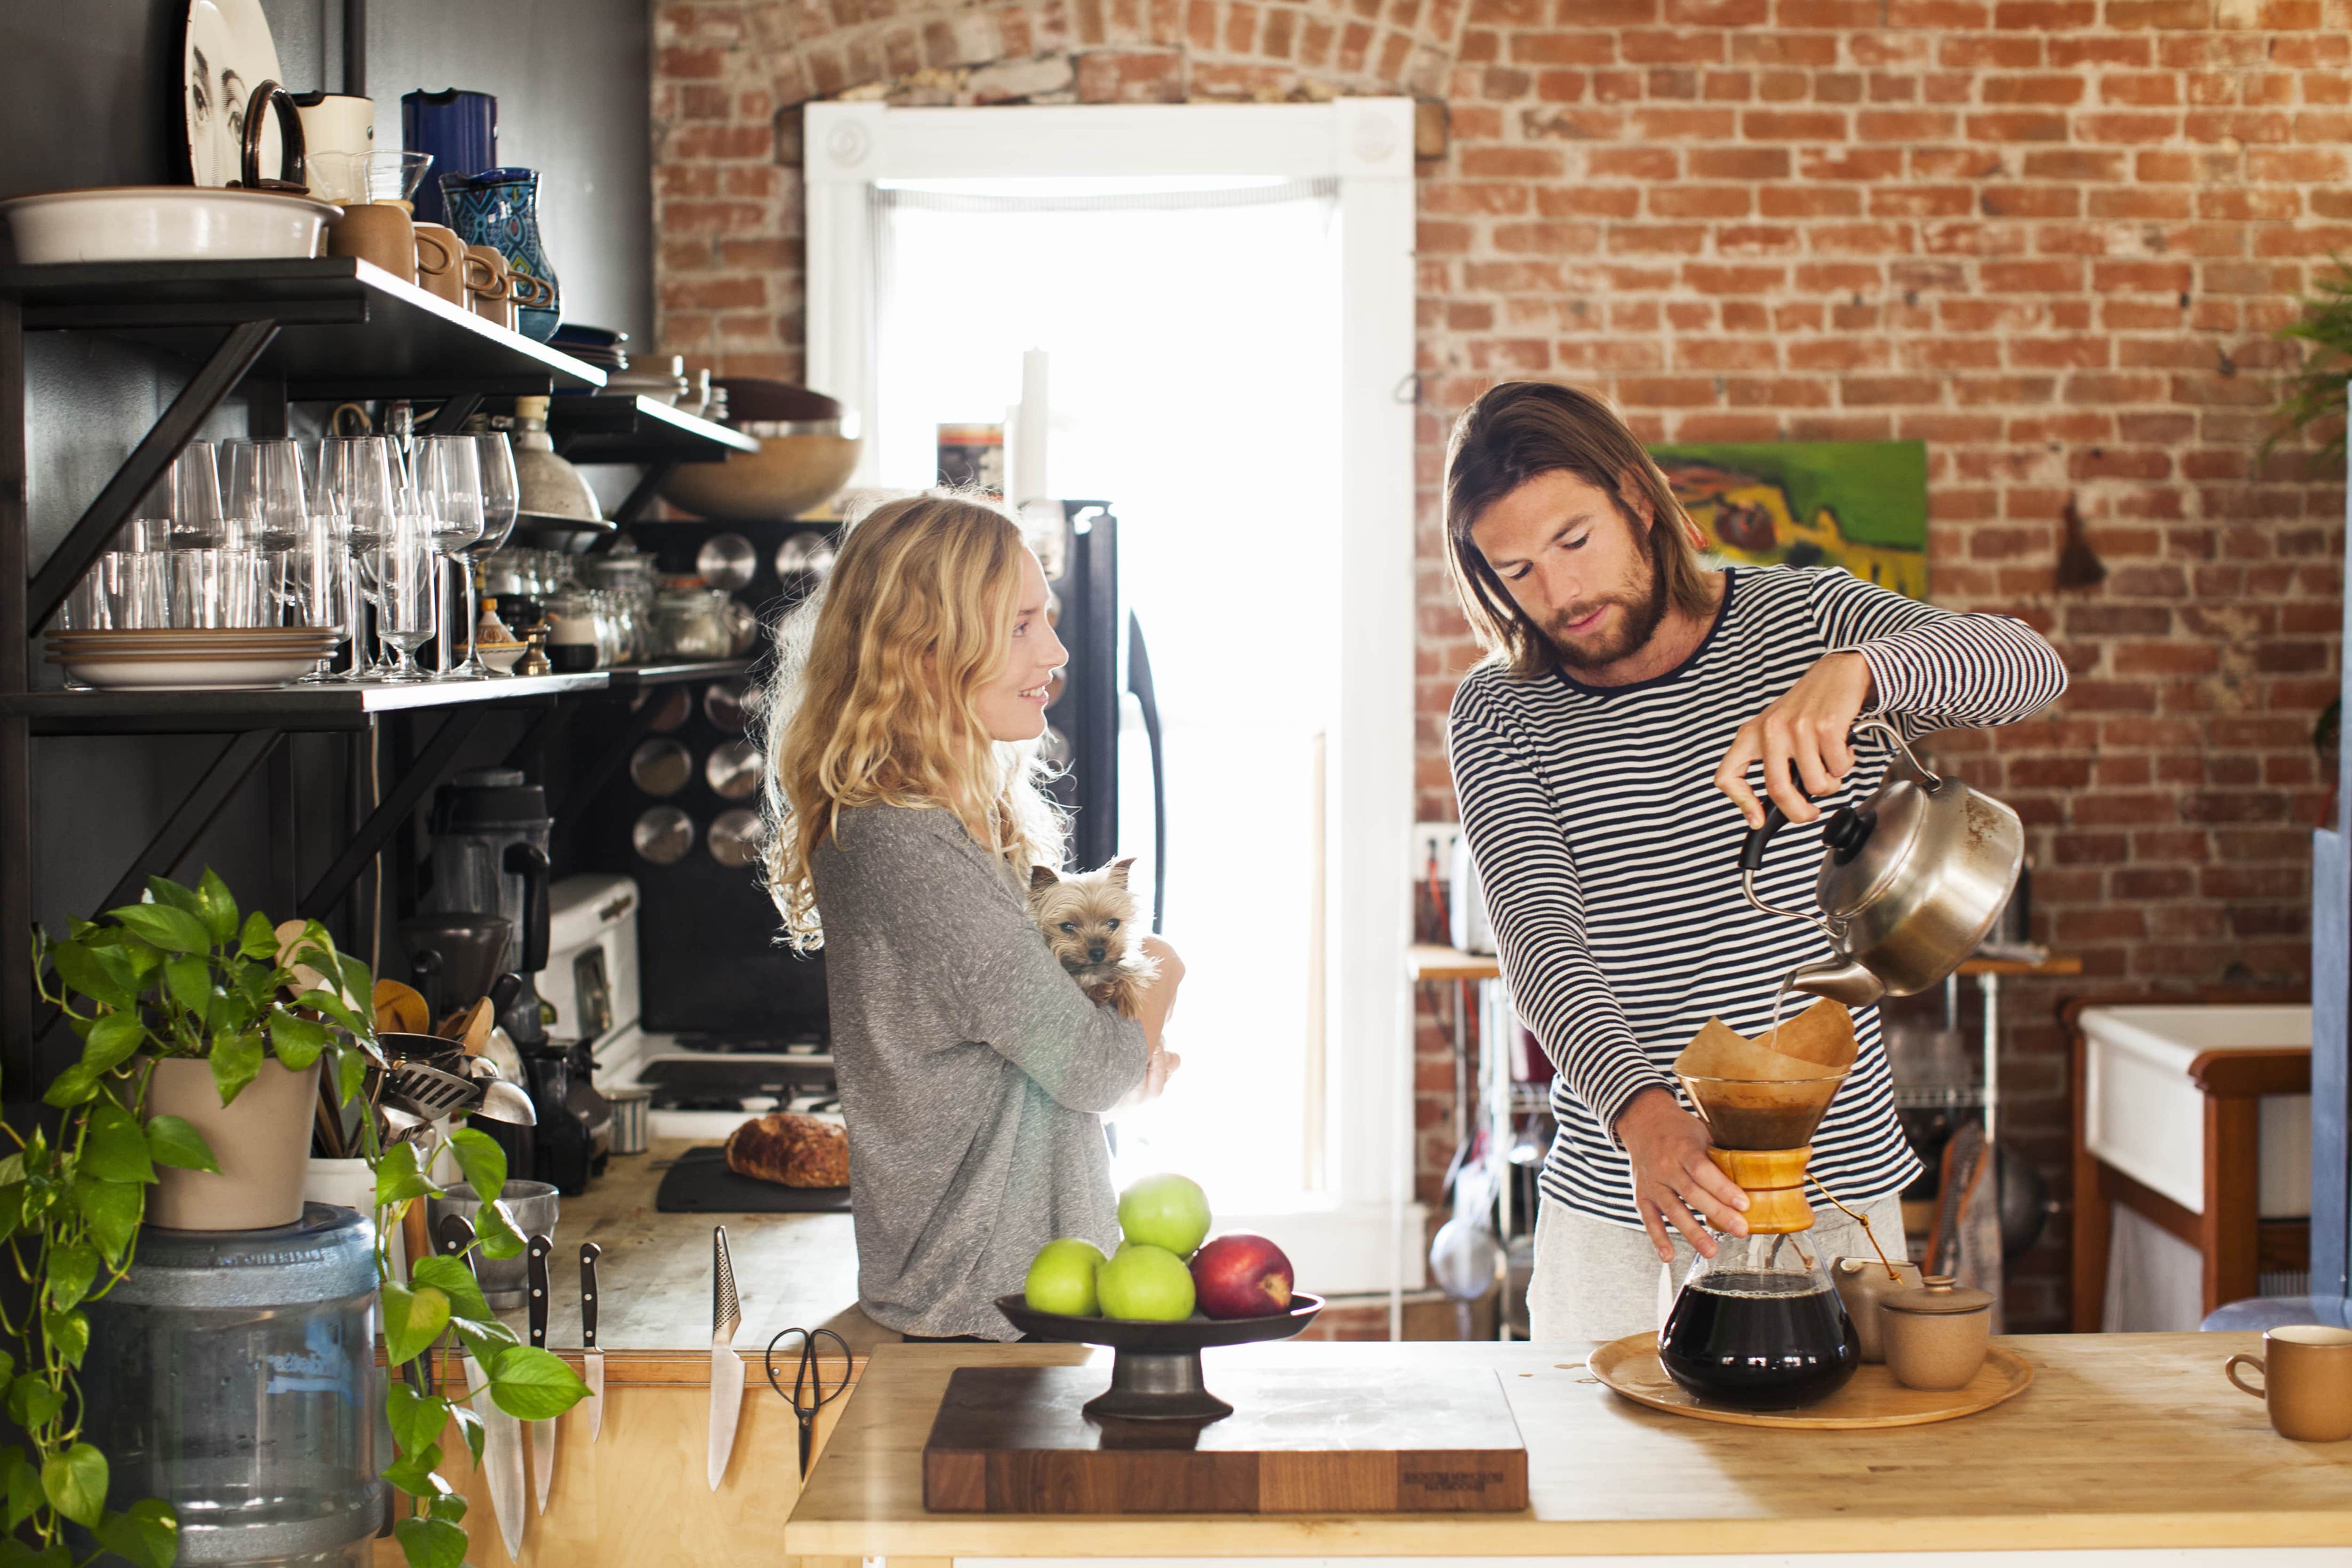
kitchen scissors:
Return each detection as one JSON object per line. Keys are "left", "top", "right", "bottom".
{"left": 763, "top": 1326, "right": 851, "bottom": 1478}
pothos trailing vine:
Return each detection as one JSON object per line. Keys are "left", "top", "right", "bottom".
{"left": 13, "top": 870, "right": 588, "bottom": 1568}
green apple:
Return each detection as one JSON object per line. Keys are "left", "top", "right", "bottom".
{"left": 1118, "top": 1172, "right": 1211, "bottom": 1257}
{"left": 1096, "top": 1242, "right": 1197, "bottom": 1321}
{"left": 1025, "top": 1238, "right": 1107, "bottom": 1316}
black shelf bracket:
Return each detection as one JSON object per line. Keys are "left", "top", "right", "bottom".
{"left": 97, "top": 729, "right": 284, "bottom": 917}
{"left": 27, "top": 318, "right": 280, "bottom": 633}
{"left": 611, "top": 458, "right": 680, "bottom": 526}
{"left": 297, "top": 708, "right": 491, "bottom": 920}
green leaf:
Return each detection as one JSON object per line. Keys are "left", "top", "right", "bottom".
{"left": 95, "top": 1499, "right": 181, "bottom": 1568}
{"left": 41, "top": 1305, "right": 90, "bottom": 1369}
{"left": 295, "top": 989, "right": 370, "bottom": 1040}
{"left": 39, "top": 1441, "right": 105, "bottom": 1528}
{"left": 0, "top": 1446, "right": 40, "bottom": 1532}
{"left": 393, "top": 1513, "right": 469, "bottom": 1568}
{"left": 40, "top": 1063, "right": 99, "bottom": 1110}
{"left": 380, "top": 1282, "right": 452, "bottom": 1368}
{"left": 80, "top": 1008, "right": 148, "bottom": 1077}
{"left": 8, "top": 1375, "right": 64, "bottom": 1431}
{"left": 267, "top": 1012, "right": 331, "bottom": 1071}
{"left": 381, "top": 1442, "right": 449, "bottom": 1499}
{"left": 384, "top": 1384, "right": 452, "bottom": 1457}
{"left": 80, "top": 1102, "right": 155, "bottom": 1185}
{"left": 446, "top": 1127, "right": 507, "bottom": 1206}
{"left": 448, "top": 1402, "right": 486, "bottom": 1467}
{"left": 73, "top": 1177, "right": 143, "bottom": 1265}
{"left": 143, "top": 876, "right": 200, "bottom": 915}
{"left": 47, "top": 942, "right": 131, "bottom": 1012}
{"left": 195, "top": 868, "right": 239, "bottom": 945}
{"left": 331, "top": 1041, "right": 368, "bottom": 1107}
{"left": 239, "top": 909, "right": 280, "bottom": 959}
{"left": 0, "top": 1538, "right": 71, "bottom": 1568}
{"left": 426, "top": 1488, "right": 468, "bottom": 1523}
{"left": 108, "top": 902, "right": 210, "bottom": 955}
{"left": 485, "top": 1345, "right": 590, "bottom": 1421}
{"left": 163, "top": 953, "right": 216, "bottom": 1022}
{"left": 146, "top": 1114, "right": 219, "bottom": 1174}
{"left": 42, "top": 1244, "right": 97, "bottom": 1313}
{"left": 472, "top": 1197, "right": 525, "bottom": 1262}
{"left": 373, "top": 1141, "right": 443, "bottom": 1209}
{"left": 409, "top": 1256, "right": 498, "bottom": 1334}
{"left": 207, "top": 1030, "right": 264, "bottom": 1106}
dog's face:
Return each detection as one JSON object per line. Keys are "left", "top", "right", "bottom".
{"left": 1029, "top": 859, "right": 1139, "bottom": 972}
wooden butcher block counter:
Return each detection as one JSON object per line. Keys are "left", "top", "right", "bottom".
{"left": 780, "top": 1334, "right": 2351, "bottom": 1562}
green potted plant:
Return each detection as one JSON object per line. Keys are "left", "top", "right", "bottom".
{"left": 2271, "top": 257, "right": 2352, "bottom": 472}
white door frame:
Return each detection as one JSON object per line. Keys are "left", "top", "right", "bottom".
{"left": 805, "top": 101, "right": 1424, "bottom": 1295}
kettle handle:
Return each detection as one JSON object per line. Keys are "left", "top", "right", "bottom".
{"left": 238, "top": 80, "right": 310, "bottom": 194}
{"left": 1734, "top": 717, "right": 1940, "bottom": 875}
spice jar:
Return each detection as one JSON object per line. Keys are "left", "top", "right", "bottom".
{"left": 1881, "top": 1274, "right": 1994, "bottom": 1391}
{"left": 1831, "top": 1256, "right": 1924, "bottom": 1364}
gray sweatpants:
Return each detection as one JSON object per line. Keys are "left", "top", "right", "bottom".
{"left": 1527, "top": 1192, "right": 1909, "bottom": 1345}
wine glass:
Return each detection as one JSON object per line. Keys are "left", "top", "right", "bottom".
{"left": 371, "top": 508, "right": 437, "bottom": 684}
{"left": 450, "top": 432, "right": 520, "bottom": 679}
{"left": 147, "top": 442, "right": 227, "bottom": 549}
{"left": 319, "top": 436, "right": 401, "bottom": 679}
{"left": 413, "top": 435, "right": 485, "bottom": 680}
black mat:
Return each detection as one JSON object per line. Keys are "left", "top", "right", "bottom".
{"left": 652, "top": 1146, "right": 852, "bottom": 1213}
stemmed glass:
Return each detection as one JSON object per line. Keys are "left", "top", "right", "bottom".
{"left": 413, "top": 435, "right": 485, "bottom": 680}
{"left": 371, "top": 507, "right": 438, "bottom": 684}
{"left": 450, "top": 432, "right": 521, "bottom": 679}
{"left": 318, "top": 436, "right": 402, "bottom": 679}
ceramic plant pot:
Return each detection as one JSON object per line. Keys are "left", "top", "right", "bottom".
{"left": 146, "top": 1055, "right": 320, "bottom": 1231}
{"left": 440, "top": 166, "right": 560, "bottom": 342}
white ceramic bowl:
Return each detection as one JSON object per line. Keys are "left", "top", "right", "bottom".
{"left": 57, "top": 652, "right": 317, "bottom": 690}
{"left": 0, "top": 187, "right": 342, "bottom": 265}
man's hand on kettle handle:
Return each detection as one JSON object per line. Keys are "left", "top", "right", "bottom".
{"left": 1712, "top": 651, "right": 1875, "bottom": 829}
{"left": 1616, "top": 1087, "right": 1750, "bottom": 1262}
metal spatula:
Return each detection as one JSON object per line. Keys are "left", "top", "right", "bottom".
{"left": 388, "top": 1060, "right": 481, "bottom": 1119}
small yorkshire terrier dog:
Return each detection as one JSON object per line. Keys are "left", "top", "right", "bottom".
{"left": 1029, "top": 858, "right": 1159, "bottom": 1018}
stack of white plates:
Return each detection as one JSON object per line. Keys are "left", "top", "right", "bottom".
{"left": 46, "top": 627, "right": 340, "bottom": 691}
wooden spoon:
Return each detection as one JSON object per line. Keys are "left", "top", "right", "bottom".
{"left": 373, "top": 979, "right": 430, "bottom": 1036}
{"left": 455, "top": 998, "right": 494, "bottom": 1055}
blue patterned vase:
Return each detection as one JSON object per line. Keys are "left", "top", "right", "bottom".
{"left": 441, "top": 166, "right": 561, "bottom": 342}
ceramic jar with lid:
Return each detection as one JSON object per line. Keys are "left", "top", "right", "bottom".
{"left": 1831, "top": 1256, "right": 1924, "bottom": 1364}
{"left": 1881, "top": 1274, "right": 1994, "bottom": 1391}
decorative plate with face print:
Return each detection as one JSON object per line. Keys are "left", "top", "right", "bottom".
{"left": 184, "top": 0, "right": 286, "bottom": 188}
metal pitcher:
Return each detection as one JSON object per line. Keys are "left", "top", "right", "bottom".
{"left": 1738, "top": 717, "right": 2024, "bottom": 1007}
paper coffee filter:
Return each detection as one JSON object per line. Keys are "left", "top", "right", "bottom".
{"left": 1757, "top": 998, "right": 1859, "bottom": 1073}
{"left": 1672, "top": 1003, "right": 1853, "bottom": 1082}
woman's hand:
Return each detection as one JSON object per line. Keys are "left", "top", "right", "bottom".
{"left": 1133, "top": 936, "right": 1185, "bottom": 1049}
{"left": 1616, "top": 1086, "right": 1748, "bottom": 1261}
{"left": 1711, "top": 650, "right": 1874, "bottom": 828}
{"left": 1133, "top": 1043, "right": 1183, "bottom": 1103}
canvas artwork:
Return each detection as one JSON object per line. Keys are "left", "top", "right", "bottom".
{"left": 1648, "top": 440, "right": 1929, "bottom": 602}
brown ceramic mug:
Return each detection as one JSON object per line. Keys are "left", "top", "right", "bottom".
{"left": 464, "top": 245, "right": 515, "bottom": 330}
{"left": 508, "top": 271, "right": 555, "bottom": 310}
{"left": 2227, "top": 1325, "right": 2352, "bottom": 1442}
{"left": 413, "top": 223, "right": 467, "bottom": 304}
{"left": 326, "top": 201, "right": 416, "bottom": 285}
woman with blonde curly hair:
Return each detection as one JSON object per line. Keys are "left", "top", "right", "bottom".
{"left": 763, "top": 492, "right": 1184, "bottom": 1341}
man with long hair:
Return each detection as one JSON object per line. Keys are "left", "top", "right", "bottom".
{"left": 1443, "top": 382, "right": 2067, "bottom": 1340}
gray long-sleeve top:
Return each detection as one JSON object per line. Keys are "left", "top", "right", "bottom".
{"left": 809, "top": 803, "right": 1149, "bottom": 1339}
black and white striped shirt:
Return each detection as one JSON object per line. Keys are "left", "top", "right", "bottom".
{"left": 1448, "top": 566, "right": 2068, "bottom": 1229}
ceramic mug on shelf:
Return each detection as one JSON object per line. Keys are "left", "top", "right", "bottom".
{"left": 326, "top": 201, "right": 416, "bottom": 285}
{"left": 413, "top": 223, "right": 468, "bottom": 304}
{"left": 464, "top": 244, "right": 515, "bottom": 329}
{"left": 2226, "top": 1325, "right": 2352, "bottom": 1442}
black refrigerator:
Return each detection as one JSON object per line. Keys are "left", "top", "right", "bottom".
{"left": 1040, "top": 500, "right": 1167, "bottom": 931}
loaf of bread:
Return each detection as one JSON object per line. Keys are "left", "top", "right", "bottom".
{"left": 723, "top": 1113, "right": 850, "bottom": 1189}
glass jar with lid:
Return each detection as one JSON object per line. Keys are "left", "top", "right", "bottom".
{"left": 651, "top": 580, "right": 731, "bottom": 658}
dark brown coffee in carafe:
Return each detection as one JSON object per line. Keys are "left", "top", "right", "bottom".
{"left": 1659, "top": 1270, "right": 1859, "bottom": 1410}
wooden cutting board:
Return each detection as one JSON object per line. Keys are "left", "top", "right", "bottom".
{"left": 922, "top": 1364, "right": 1528, "bottom": 1513}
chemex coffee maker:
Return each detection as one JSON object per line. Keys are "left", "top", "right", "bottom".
{"left": 1658, "top": 1003, "right": 1866, "bottom": 1411}
{"left": 425, "top": 768, "right": 610, "bottom": 1194}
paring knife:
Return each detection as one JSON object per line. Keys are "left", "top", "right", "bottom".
{"left": 707, "top": 1226, "right": 743, "bottom": 1492}
{"left": 580, "top": 1242, "right": 604, "bottom": 1443}
{"left": 525, "top": 1234, "right": 556, "bottom": 1512}
{"left": 437, "top": 1214, "right": 527, "bottom": 1565}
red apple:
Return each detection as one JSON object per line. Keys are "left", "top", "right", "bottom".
{"left": 1189, "top": 1234, "right": 1295, "bottom": 1319}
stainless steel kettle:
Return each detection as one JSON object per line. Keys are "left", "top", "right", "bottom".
{"left": 1738, "top": 718, "right": 2024, "bottom": 1007}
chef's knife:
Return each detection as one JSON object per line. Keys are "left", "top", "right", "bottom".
{"left": 436, "top": 1214, "right": 527, "bottom": 1564}
{"left": 707, "top": 1226, "right": 743, "bottom": 1492}
{"left": 525, "top": 1234, "right": 556, "bottom": 1512}
{"left": 579, "top": 1241, "right": 604, "bottom": 1443}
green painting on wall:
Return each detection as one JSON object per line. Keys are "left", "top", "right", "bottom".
{"left": 1647, "top": 440, "right": 1929, "bottom": 601}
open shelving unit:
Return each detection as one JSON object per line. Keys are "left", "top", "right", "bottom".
{"left": 0, "top": 257, "right": 753, "bottom": 1053}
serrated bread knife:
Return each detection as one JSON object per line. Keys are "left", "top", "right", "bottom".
{"left": 436, "top": 1214, "right": 526, "bottom": 1564}
{"left": 580, "top": 1241, "right": 604, "bottom": 1442}
{"left": 708, "top": 1226, "right": 743, "bottom": 1491}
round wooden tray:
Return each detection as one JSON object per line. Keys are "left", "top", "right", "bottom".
{"left": 1588, "top": 1332, "right": 2034, "bottom": 1429}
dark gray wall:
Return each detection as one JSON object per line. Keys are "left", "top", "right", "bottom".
{"left": 2, "top": 0, "right": 649, "bottom": 1001}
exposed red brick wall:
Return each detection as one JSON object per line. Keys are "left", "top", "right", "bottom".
{"left": 653, "top": 0, "right": 2349, "bottom": 1329}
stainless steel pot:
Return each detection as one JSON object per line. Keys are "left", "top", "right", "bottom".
{"left": 1739, "top": 717, "right": 2023, "bottom": 1007}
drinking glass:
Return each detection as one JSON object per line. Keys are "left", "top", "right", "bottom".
{"left": 167, "top": 549, "right": 264, "bottom": 629}
{"left": 449, "top": 432, "right": 521, "bottom": 678}
{"left": 99, "top": 552, "right": 168, "bottom": 629}
{"left": 222, "top": 439, "right": 313, "bottom": 553}
{"left": 148, "top": 442, "right": 226, "bottom": 549}
{"left": 414, "top": 436, "right": 485, "bottom": 679}
{"left": 285, "top": 532, "right": 356, "bottom": 683}
{"left": 370, "top": 510, "right": 437, "bottom": 683}
{"left": 319, "top": 437, "right": 401, "bottom": 678}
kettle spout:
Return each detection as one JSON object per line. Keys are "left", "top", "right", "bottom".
{"left": 1787, "top": 956, "right": 1885, "bottom": 1009}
